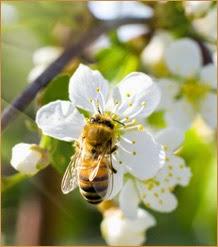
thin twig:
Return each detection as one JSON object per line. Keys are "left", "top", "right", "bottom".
{"left": 1, "top": 17, "right": 151, "bottom": 131}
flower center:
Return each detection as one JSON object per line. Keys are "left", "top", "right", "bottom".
{"left": 181, "top": 78, "right": 210, "bottom": 105}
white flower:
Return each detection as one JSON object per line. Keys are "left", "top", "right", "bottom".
{"left": 86, "top": 34, "right": 111, "bottom": 56}
{"left": 117, "top": 24, "right": 148, "bottom": 42}
{"left": 119, "top": 128, "right": 192, "bottom": 218}
{"left": 193, "top": 6, "right": 217, "bottom": 41}
{"left": 28, "top": 46, "right": 63, "bottom": 82}
{"left": 88, "top": 1, "right": 151, "bottom": 42}
{"left": 162, "top": 38, "right": 217, "bottom": 130}
{"left": 36, "top": 64, "right": 164, "bottom": 197}
{"left": 184, "top": 1, "right": 212, "bottom": 18}
{"left": 101, "top": 208, "right": 156, "bottom": 246}
{"left": 88, "top": 1, "right": 153, "bottom": 20}
{"left": 141, "top": 31, "right": 174, "bottom": 75}
{"left": 10, "top": 143, "right": 48, "bottom": 175}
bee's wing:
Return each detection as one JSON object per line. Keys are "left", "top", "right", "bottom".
{"left": 88, "top": 145, "right": 109, "bottom": 182}
{"left": 61, "top": 154, "right": 80, "bottom": 194}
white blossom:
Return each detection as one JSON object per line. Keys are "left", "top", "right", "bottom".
{"left": 36, "top": 64, "right": 164, "bottom": 197}
{"left": 161, "top": 38, "right": 217, "bottom": 130}
{"left": 193, "top": 6, "right": 217, "bottom": 41}
{"left": 88, "top": 1, "right": 152, "bottom": 42}
{"left": 141, "top": 30, "right": 174, "bottom": 74}
{"left": 119, "top": 128, "right": 192, "bottom": 218}
{"left": 101, "top": 208, "right": 156, "bottom": 246}
{"left": 28, "top": 46, "right": 63, "bottom": 82}
{"left": 88, "top": 1, "right": 153, "bottom": 20}
{"left": 10, "top": 143, "right": 48, "bottom": 175}
{"left": 183, "top": 1, "right": 212, "bottom": 18}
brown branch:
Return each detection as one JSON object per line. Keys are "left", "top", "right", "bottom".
{"left": 1, "top": 17, "right": 151, "bottom": 131}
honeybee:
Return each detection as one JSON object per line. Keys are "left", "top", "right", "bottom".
{"left": 61, "top": 114, "right": 119, "bottom": 204}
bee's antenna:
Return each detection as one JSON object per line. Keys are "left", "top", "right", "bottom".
{"left": 112, "top": 119, "right": 125, "bottom": 126}
{"left": 97, "top": 106, "right": 102, "bottom": 115}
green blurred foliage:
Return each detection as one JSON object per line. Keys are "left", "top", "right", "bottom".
{"left": 1, "top": 1, "right": 217, "bottom": 246}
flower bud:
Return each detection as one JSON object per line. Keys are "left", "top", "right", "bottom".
{"left": 10, "top": 143, "right": 49, "bottom": 175}
{"left": 101, "top": 208, "right": 156, "bottom": 246}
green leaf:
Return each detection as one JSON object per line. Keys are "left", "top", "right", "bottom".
{"left": 96, "top": 45, "right": 139, "bottom": 82}
{"left": 38, "top": 74, "right": 70, "bottom": 106}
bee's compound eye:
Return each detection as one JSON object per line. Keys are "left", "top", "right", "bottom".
{"left": 91, "top": 148, "right": 96, "bottom": 154}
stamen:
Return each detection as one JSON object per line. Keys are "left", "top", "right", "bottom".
{"left": 98, "top": 90, "right": 106, "bottom": 111}
{"left": 121, "top": 136, "right": 135, "bottom": 144}
{"left": 128, "top": 101, "right": 146, "bottom": 119}
{"left": 117, "top": 143, "right": 132, "bottom": 154}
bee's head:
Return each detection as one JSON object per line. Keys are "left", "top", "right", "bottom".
{"left": 89, "top": 114, "right": 114, "bottom": 129}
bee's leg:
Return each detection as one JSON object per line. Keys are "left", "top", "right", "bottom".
{"left": 109, "top": 142, "right": 117, "bottom": 173}
{"left": 110, "top": 145, "right": 118, "bottom": 154}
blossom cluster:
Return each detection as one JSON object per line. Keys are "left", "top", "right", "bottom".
{"left": 9, "top": 1, "right": 216, "bottom": 246}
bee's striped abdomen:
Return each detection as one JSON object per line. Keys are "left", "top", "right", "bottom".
{"left": 79, "top": 163, "right": 109, "bottom": 204}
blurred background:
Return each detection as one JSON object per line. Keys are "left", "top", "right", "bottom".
{"left": 1, "top": 1, "right": 217, "bottom": 246}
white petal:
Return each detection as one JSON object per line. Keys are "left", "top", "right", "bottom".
{"left": 157, "top": 78, "right": 180, "bottom": 111}
{"left": 200, "top": 93, "right": 217, "bottom": 128}
{"left": 155, "top": 155, "right": 192, "bottom": 188}
{"left": 36, "top": 100, "right": 85, "bottom": 141}
{"left": 165, "top": 99, "right": 195, "bottom": 131}
{"left": 137, "top": 181, "right": 178, "bottom": 213}
{"left": 88, "top": 1, "right": 152, "bottom": 20}
{"left": 141, "top": 31, "right": 174, "bottom": 67}
{"left": 193, "top": 7, "right": 217, "bottom": 41}
{"left": 117, "top": 72, "right": 161, "bottom": 119}
{"left": 200, "top": 64, "right": 217, "bottom": 89}
{"left": 105, "top": 86, "right": 122, "bottom": 113}
{"left": 117, "top": 24, "right": 148, "bottom": 42}
{"left": 107, "top": 166, "right": 124, "bottom": 200}
{"left": 115, "top": 130, "right": 165, "bottom": 180}
{"left": 33, "top": 46, "right": 62, "bottom": 66}
{"left": 101, "top": 208, "right": 155, "bottom": 246}
{"left": 155, "top": 127, "right": 184, "bottom": 152}
{"left": 164, "top": 38, "right": 202, "bottom": 77}
{"left": 184, "top": 1, "right": 211, "bottom": 17}
{"left": 27, "top": 64, "right": 48, "bottom": 83}
{"left": 87, "top": 35, "right": 111, "bottom": 56}
{"left": 69, "top": 64, "right": 109, "bottom": 113}
{"left": 11, "top": 143, "right": 42, "bottom": 175}
{"left": 119, "top": 180, "right": 140, "bottom": 219}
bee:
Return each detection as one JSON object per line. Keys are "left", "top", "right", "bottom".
{"left": 61, "top": 114, "right": 119, "bottom": 204}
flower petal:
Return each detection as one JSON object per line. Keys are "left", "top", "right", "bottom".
{"left": 157, "top": 78, "right": 180, "bottom": 111}
{"left": 165, "top": 99, "right": 195, "bottom": 131}
{"left": 11, "top": 143, "right": 42, "bottom": 175}
{"left": 164, "top": 38, "right": 202, "bottom": 77}
{"left": 117, "top": 72, "right": 161, "bottom": 119}
{"left": 137, "top": 181, "right": 178, "bottom": 213}
{"left": 107, "top": 165, "right": 125, "bottom": 200}
{"left": 155, "top": 127, "right": 184, "bottom": 152}
{"left": 119, "top": 180, "right": 140, "bottom": 219}
{"left": 115, "top": 130, "right": 165, "bottom": 180}
{"left": 200, "top": 92, "right": 217, "bottom": 128}
{"left": 33, "top": 46, "right": 62, "bottom": 66}
{"left": 36, "top": 100, "right": 85, "bottom": 141}
{"left": 117, "top": 24, "right": 148, "bottom": 42}
{"left": 200, "top": 64, "right": 217, "bottom": 89}
{"left": 69, "top": 64, "right": 109, "bottom": 113}
{"left": 155, "top": 155, "right": 192, "bottom": 188}
{"left": 27, "top": 64, "right": 48, "bottom": 83}
{"left": 88, "top": 1, "right": 152, "bottom": 20}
